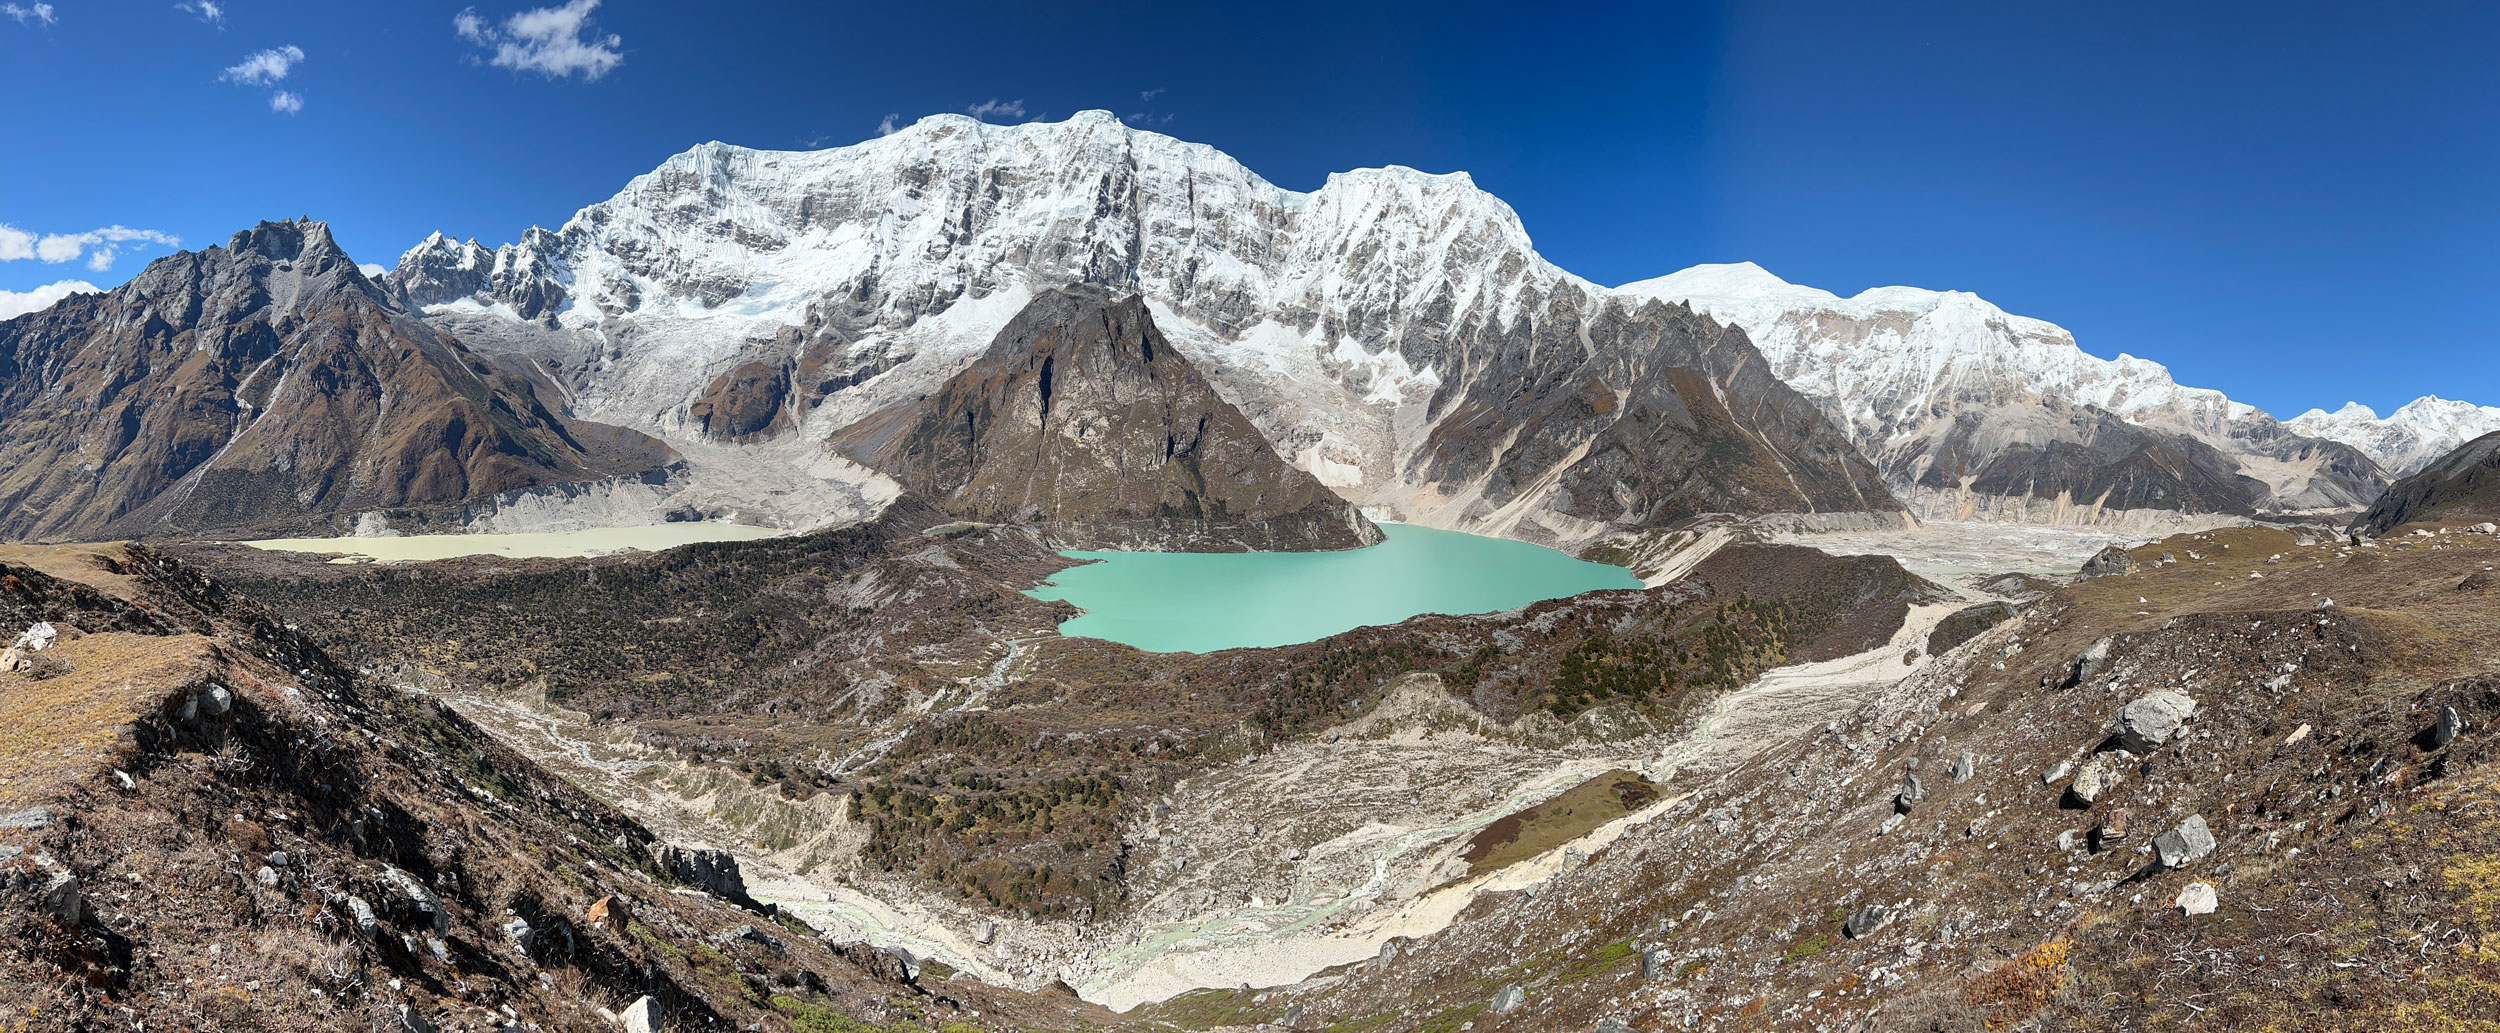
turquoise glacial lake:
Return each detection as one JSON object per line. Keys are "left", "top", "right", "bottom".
{"left": 1024, "top": 522, "right": 1641, "bottom": 653}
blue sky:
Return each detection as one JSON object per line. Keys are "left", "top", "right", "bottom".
{"left": 2, "top": 0, "right": 2493, "bottom": 419}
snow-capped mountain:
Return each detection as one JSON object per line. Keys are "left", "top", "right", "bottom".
{"left": 2288, "top": 397, "right": 2500, "bottom": 477}
{"left": 383, "top": 110, "right": 2404, "bottom": 537}
{"left": 385, "top": 110, "right": 1896, "bottom": 543}
{"left": 1620, "top": 263, "right": 2389, "bottom": 522}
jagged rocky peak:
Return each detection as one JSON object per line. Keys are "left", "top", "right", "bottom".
{"left": 0, "top": 218, "right": 671, "bottom": 543}
{"left": 2290, "top": 397, "right": 2500, "bottom": 476}
{"left": 832, "top": 286, "right": 1381, "bottom": 552}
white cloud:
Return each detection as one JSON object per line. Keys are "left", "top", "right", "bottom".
{"left": 0, "top": 280, "right": 100, "bottom": 320}
{"left": 2, "top": 3, "right": 56, "bottom": 26}
{"left": 875, "top": 113, "right": 900, "bottom": 136}
{"left": 2, "top": 224, "right": 182, "bottom": 272}
{"left": 269, "top": 90, "right": 303, "bottom": 114}
{"left": 176, "top": 1, "right": 224, "bottom": 26}
{"left": 456, "top": 0, "right": 623, "bottom": 81}
{"left": 357, "top": 263, "right": 386, "bottom": 278}
{"left": 1140, "top": 87, "right": 1165, "bottom": 101}
{"left": 221, "top": 44, "right": 304, "bottom": 85}
{"left": 965, "top": 98, "right": 1026, "bottom": 121}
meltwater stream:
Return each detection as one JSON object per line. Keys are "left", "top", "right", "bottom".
{"left": 1024, "top": 523, "right": 1640, "bottom": 652}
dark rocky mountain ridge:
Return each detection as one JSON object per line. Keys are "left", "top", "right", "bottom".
{"left": 2352, "top": 429, "right": 2500, "bottom": 535}
{"left": 0, "top": 219, "right": 673, "bottom": 543}
{"left": 834, "top": 287, "right": 1381, "bottom": 551}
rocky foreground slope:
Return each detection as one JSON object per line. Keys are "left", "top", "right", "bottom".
{"left": 834, "top": 287, "right": 1380, "bottom": 551}
{"left": 0, "top": 541, "right": 1100, "bottom": 1031}
{"left": 1197, "top": 522, "right": 2500, "bottom": 1031}
{"left": 0, "top": 219, "right": 674, "bottom": 543}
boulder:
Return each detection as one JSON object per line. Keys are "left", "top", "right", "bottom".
{"left": 2174, "top": 882, "right": 2218, "bottom": 916}
{"left": 1594, "top": 1019, "right": 1636, "bottom": 1033}
{"left": 586, "top": 895, "right": 628, "bottom": 926}
{"left": 503, "top": 916, "right": 535, "bottom": 955}
{"left": 2080, "top": 546, "right": 2135, "bottom": 577}
{"left": 619, "top": 995, "right": 662, "bottom": 1033}
{"left": 2113, "top": 691, "right": 2197, "bottom": 753}
{"left": 2068, "top": 752, "right": 2128, "bottom": 805}
{"left": 2473, "top": 522, "right": 2498, "bottom": 534}
{"left": 2042, "top": 760, "right": 2074, "bottom": 785}
{"left": 1894, "top": 772, "right": 1924, "bottom": 814}
{"left": 0, "top": 806, "right": 52, "bottom": 831}
{"left": 2062, "top": 638, "right": 2114, "bottom": 689}
{"left": 381, "top": 867, "right": 450, "bottom": 935}
{"left": 2154, "top": 814, "right": 2216, "bottom": 868}
{"left": 1490, "top": 984, "right": 1527, "bottom": 1015}
{"left": 11, "top": 622, "right": 56, "bottom": 652}
{"left": 1950, "top": 750, "right": 1976, "bottom": 784}
{"left": 346, "top": 895, "right": 381, "bottom": 939}
{"left": 2463, "top": 571, "right": 2493, "bottom": 593}
{"left": 256, "top": 866, "right": 281, "bottom": 888}
{"left": 394, "top": 1004, "right": 437, "bottom": 1033}
{"left": 39, "top": 867, "right": 83, "bottom": 926}
{"left": 1844, "top": 903, "right": 1892, "bottom": 939}
{"left": 1639, "top": 945, "right": 1668, "bottom": 979}
{"left": 2434, "top": 705, "right": 2465, "bottom": 747}
{"left": 878, "top": 946, "right": 921, "bottom": 983}
{"left": 2090, "top": 808, "right": 2131, "bottom": 851}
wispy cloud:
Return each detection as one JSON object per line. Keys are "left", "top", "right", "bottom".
{"left": 965, "top": 98, "right": 1026, "bottom": 122}
{"left": 875, "top": 113, "right": 901, "bottom": 137}
{"left": 2, "top": 3, "right": 56, "bottom": 25}
{"left": 0, "top": 280, "right": 101, "bottom": 320}
{"left": 1140, "top": 87, "right": 1165, "bottom": 101}
{"left": 1, "top": 223, "right": 182, "bottom": 273}
{"left": 175, "top": 1, "right": 224, "bottom": 27}
{"left": 456, "top": 0, "right": 624, "bottom": 81}
{"left": 219, "top": 44, "right": 305, "bottom": 113}
{"left": 221, "top": 44, "right": 304, "bottom": 85}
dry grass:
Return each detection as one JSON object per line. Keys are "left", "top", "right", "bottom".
{"left": 0, "top": 543, "right": 140, "bottom": 601}
{"left": 0, "top": 631, "right": 214, "bottom": 810}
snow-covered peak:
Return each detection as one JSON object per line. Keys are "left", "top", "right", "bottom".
{"left": 388, "top": 109, "right": 1574, "bottom": 343}
{"left": 2289, "top": 395, "right": 2500, "bottom": 475}
{"left": 1620, "top": 261, "right": 2228, "bottom": 427}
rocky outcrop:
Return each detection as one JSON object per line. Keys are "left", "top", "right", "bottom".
{"left": 0, "top": 219, "right": 673, "bottom": 541}
{"left": 834, "top": 287, "right": 1380, "bottom": 551}
{"left": 651, "top": 843, "right": 759, "bottom": 910}
{"left": 2350, "top": 430, "right": 2500, "bottom": 536}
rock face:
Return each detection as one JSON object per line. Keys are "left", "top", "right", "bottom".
{"left": 834, "top": 288, "right": 1379, "bottom": 551}
{"left": 1622, "top": 263, "right": 2391, "bottom": 524}
{"left": 2350, "top": 430, "right": 2500, "bottom": 536}
{"left": 0, "top": 219, "right": 673, "bottom": 542}
{"left": 651, "top": 843, "right": 756, "bottom": 909}
{"left": 383, "top": 112, "right": 1898, "bottom": 545}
